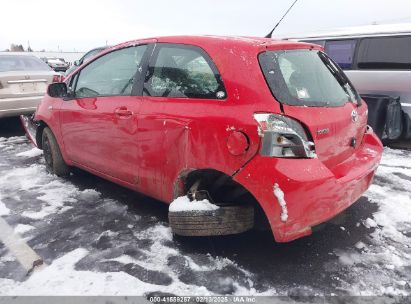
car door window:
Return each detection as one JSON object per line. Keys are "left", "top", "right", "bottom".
{"left": 68, "top": 73, "right": 78, "bottom": 93}
{"left": 324, "top": 39, "right": 357, "bottom": 70}
{"left": 357, "top": 36, "right": 411, "bottom": 69}
{"left": 144, "top": 44, "right": 226, "bottom": 99}
{"left": 74, "top": 45, "right": 147, "bottom": 98}
{"left": 82, "top": 49, "right": 102, "bottom": 63}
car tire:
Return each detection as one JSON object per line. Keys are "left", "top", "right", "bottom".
{"left": 42, "top": 127, "right": 70, "bottom": 177}
{"left": 168, "top": 204, "right": 254, "bottom": 237}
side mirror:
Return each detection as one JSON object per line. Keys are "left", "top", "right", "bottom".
{"left": 47, "top": 82, "right": 67, "bottom": 98}
{"left": 74, "top": 60, "right": 80, "bottom": 66}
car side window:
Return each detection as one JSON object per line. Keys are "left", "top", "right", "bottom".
{"left": 82, "top": 49, "right": 103, "bottom": 64}
{"left": 68, "top": 73, "right": 78, "bottom": 93}
{"left": 324, "top": 39, "right": 357, "bottom": 70}
{"left": 357, "top": 36, "right": 411, "bottom": 70}
{"left": 143, "top": 44, "right": 226, "bottom": 99}
{"left": 74, "top": 45, "right": 147, "bottom": 98}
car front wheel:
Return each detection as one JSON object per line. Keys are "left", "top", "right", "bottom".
{"left": 42, "top": 127, "right": 70, "bottom": 177}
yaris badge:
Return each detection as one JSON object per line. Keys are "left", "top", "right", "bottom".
{"left": 351, "top": 109, "right": 359, "bottom": 122}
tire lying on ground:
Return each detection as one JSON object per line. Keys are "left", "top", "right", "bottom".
{"left": 169, "top": 204, "right": 254, "bottom": 236}
{"left": 42, "top": 127, "right": 70, "bottom": 177}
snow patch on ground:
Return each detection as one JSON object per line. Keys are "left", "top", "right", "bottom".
{"left": 169, "top": 196, "right": 220, "bottom": 212}
{"left": 0, "top": 255, "right": 16, "bottom": 263}
{"left": 0, "top": 248, "right": 159, "bottom": 295}
{"left": 14, "top": 224, "right": 35, "bottom": 235}
{"left": 78, "top": 189, "right": 100, "bottom": 201}
{"left": 127, "top": 223, "right": 268, "bottom": 296}
{"left": 0, "top": 163, "right": 91, "bottom": 220}
{"left": 355, "top": 242, "right": 366, "bottom": 250}
{"left": 363, "top": 217, "right": 378, "bottom": 228}
{"left": 16, "top": 148, "right": 43, "bottom": 158}
{"left": 334, "top": 147, "right": 411, "bottom": 296}
{"left": 0, "top": 196, "right": 10, "bottom": 216}
{"left": 273, "top": 183, "right": 288, "bottom": 222}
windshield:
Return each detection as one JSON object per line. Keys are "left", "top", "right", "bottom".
{"left": 258, "top": 49, "right": 360, "bottom": 107}
{"left": 0, "top": 55, "right": 52, "bottom": 72}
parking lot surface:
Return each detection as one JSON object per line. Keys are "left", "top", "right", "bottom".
{"left": 0, "top": 118, "right": 410, "bottom": 296}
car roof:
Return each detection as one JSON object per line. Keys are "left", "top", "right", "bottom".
{"left": 115, "top": 35, "right": 308, "bottom": 51}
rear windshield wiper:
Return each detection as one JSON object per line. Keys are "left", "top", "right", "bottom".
{"left": 318, "top": 52, "right": 358, "bottom": 104}
{"left": 318, "top": 52, "right": 347, "bottom": 86}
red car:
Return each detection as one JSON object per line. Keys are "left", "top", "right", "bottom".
{"left": 22, "top": 36, "right": 383, "bottom": 243}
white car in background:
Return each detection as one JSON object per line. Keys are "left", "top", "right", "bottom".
{"left": 0, "top": 53, "right": 60, "bottom": 118}
{"left": 42, "top": 57, "right": 69, "bottom": 72}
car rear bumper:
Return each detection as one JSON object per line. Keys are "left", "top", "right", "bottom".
{"left": 20, "top": 114, "right": 40, "bottom": 147}
{"left": 50, "top": 67, "right": 67, "bottom": 72}
{"left": 0, "top": 96, "right": 42, "bottom": 118}
{"left": 233, "top": 127, "right": 383, "bottom": 242}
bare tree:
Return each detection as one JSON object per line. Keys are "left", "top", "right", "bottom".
{"left": 10, "top": 44, "right": 25, "bottom": 52}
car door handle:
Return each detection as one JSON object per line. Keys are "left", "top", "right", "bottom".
{"left": 114, "top": 107, "right": 133, "bottom": 118}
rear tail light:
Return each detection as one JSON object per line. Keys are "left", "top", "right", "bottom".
{"left": 254, "top": 113, "right": 316, "bottom": 158}
{"left": 52, "top": 75, "right": 61, "bottom": 83}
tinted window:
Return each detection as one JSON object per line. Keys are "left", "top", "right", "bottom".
{"left": 324, "top": 40, "right": 356, "bottom": 69}
{"left": 259, "top": 50, "right": 360, "bottom": 107}
{"left": 357, "top": 36, "right": 411, "bottom": 69}
{"left": 144, "top": 44, "right": 226, "bottom": 99}
{"left": 0, "top": 55, "right": 51, "bottom": 72}
{"left": 75, "top": 45, "right": 147, "bottom": 98}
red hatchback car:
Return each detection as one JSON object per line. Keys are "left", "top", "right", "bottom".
{"left": 22, "top": 36, "right": 383, "bottom": 243}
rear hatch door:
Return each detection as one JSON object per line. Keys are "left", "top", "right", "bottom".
{"left": 282, "top": 102, "right": 367, "bottom": 169}
{"left": 259, "top": 47, "right": 367, "bottom": 169}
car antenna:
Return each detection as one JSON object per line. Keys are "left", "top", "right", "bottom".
{"left": 265, "top": 0, "right": 299, "bottom": 38}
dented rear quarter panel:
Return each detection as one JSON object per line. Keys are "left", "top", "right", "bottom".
{"left": 135, "top": 37, "right": 289, "bottom": 203}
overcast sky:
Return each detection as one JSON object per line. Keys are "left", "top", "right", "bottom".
{"left": 1, "top": 0, "right": 411, "bottom": 52}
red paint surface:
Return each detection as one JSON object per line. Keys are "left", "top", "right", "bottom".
{"left": 34, "top": 36, "right": 383, "bottom": 242}
{"left": 227, "top": 131, "right": 249, "bottom": 156}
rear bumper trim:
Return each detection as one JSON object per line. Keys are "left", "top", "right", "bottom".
{"left": 20, "top": 115, "right": 39, "bottom": 148}
{"left": 233, "top": 129, "right": 383, "bottom": 242}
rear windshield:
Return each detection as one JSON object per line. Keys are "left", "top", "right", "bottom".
{"left": 259, "top": 49, "right": 360, "bottom": 107}
{"left": 0, "top": 55, "right": 52, "bottom": 72}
